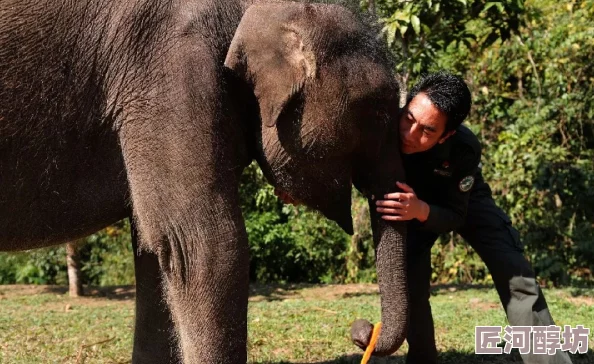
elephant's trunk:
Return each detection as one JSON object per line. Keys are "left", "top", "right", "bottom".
{"left": 350, "top": 103, "right": 409, "bottom": 356}
{"left": 351, "top": 208, "right": 408, "bottom": 355}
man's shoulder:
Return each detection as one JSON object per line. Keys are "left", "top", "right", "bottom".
{"left": 453, "top": 124, "right": 481, "bottom": 154}
{"left": 449, "top": 125, "right": 481, "bottom": 170}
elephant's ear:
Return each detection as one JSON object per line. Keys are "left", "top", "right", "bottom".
{"left": 224, "top": 3, "right": 317, "bottom": 127}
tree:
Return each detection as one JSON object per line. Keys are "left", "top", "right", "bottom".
{"left": 464, "top": 0, "right": 594, "bottom": 285}
{"left": 369, "top": 0, "right": 525, "bottom": 92}
{"left": 66, "top": 240, "right": 84, "bottom": 297}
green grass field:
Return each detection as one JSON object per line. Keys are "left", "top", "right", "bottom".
{"left": 0, "top": 284, "right": 592, "bottom": 363}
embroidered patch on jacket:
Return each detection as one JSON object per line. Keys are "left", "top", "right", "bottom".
{"left": 459, "top": 175, "right": 475, "bottom": 192}
{"left": 433, "top": 169, "right": 452, "bottom": 177}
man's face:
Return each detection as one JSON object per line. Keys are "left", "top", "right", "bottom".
{"left": 399, "top": 92, "right": 454, "bottom": 154}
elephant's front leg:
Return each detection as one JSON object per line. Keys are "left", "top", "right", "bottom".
{"left": 129, "top": 179, "right": 250, "bottom": 363}
{"left": 118, "top": 38, "right": 251, "bottom": 362}
{"left": 158, "top": 201, "right": 250, "bottom": 363}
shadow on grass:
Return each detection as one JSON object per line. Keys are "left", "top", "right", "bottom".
{"left": 431, "top": 283, "right": 494, "bottom": 293}
{"left": 37, "top": 282, "right": 330, "bottom": 302}
{"left": 248, "top": 283, "right": 319, "bottom": 301}
{"left": 40, "top": 285, "right": 135, "bottom": 300}
{"left": 34, "top": 282, "right": 594, "bottom": 303}
{"left": 257, "top": 348, "right": 594, "bottom": 363}
{"left": 248, "top": 282, "right": 594, "bottom": 302}
{"left": 31, "top": 282, "right": 350, "bottom": 302}
{"left": 248, "top": 282, "right": 498, "bottom": 302}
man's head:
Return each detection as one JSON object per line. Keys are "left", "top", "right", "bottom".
{"left": 399, "top": 72, "right": 471, "bottom": 154}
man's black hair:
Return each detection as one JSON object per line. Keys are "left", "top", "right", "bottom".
{"left": 407, "top": 71, "right": 472, "bottom": 132}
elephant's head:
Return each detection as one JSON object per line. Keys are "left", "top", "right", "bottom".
{"left": 225, "top": 1, "right": 408, "bottom": 356}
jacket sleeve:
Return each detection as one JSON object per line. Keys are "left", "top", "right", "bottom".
{"left": 418, "top": 146, "right": 481, "bottom": 234}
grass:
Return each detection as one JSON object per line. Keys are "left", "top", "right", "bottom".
{"left": 0, "top": 284, "right": 592, "bottom": 363}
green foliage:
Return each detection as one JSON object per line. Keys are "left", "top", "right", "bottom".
{"left": 0, "top": 221, "right": 134, "bottom": 286}
{"left": 79, "top": 220, "right": 135, "bottom": 286}
{"left": 0, "top": 248, "right": 67, "bottom": 285}
{"left": 433, "top": 0, "right": 594, "bottom": 286}
{"left": 370, "top": 0, "right": 525, "bottom": 81}
{"left": 240, "top": 163, "right": 362, "bottom": 283}
{"left": 431, "top": 233, "right": 493, "bottom": 285}
{"left": 475, "top": 0, "right": 593, "bottom": 286}
{"left": 345, "top": 191, "right": 377, "bottom": 283}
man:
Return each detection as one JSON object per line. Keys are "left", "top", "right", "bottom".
{"left": 375, "top": 72, "right": 572, "bottom": 364}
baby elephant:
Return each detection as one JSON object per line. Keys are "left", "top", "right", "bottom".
{"left": 0, "top": 0, "right": 409, "bottom": 362}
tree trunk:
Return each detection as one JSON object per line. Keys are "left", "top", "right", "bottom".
{"left": 368, "top": 0, "right": 376, "bottom": 15}
{"left": 397, "top": 33, "right": 410, "bottom": 107}
{"left": 67, "top": 241, "right": 84, "bottom": 297}
{"left": 395, "top": 73, "right": 409, "bottom": 108}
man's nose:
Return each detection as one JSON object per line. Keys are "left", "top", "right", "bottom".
{"left": 409, "top": 122, "right": 421, "bottom": 136}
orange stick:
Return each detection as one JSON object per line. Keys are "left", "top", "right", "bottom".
{"left": 361, "top": 322, "right": 382, "bottom": 364}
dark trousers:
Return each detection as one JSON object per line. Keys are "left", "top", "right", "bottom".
{"left": 406, "top": 193, "right": 573, "bottom": 364}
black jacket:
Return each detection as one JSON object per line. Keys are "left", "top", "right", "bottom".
{"left": 403, "top": 124, "right": 487, "bottom": 233}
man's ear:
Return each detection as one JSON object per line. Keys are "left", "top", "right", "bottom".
{"left": 438, "top": 130, "right": 456, "bottom": 144}
{"left": 224, "top": 3, "right": 317, "bottom": 128}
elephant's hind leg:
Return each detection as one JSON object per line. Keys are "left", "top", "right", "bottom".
{"left": 131, "top": 222, "right": 179, "bottom": 364}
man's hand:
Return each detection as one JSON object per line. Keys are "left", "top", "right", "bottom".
{"left": 375, "top": 182, "right": 430, "bottom": 222}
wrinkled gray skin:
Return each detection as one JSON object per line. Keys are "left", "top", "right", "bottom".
{"left": 0, "top": 0, "right": 408, "bottom": 362}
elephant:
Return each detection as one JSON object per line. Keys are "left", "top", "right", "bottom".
{"left": 0, "top": 0, "right": 408, "bottom": 362}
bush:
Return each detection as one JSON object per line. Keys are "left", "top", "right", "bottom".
{"left": 79, "top": 220, "right": 135, "bottom": 286}
{"left": 0, "top": 247, "right": 67, "bottom": 285}
{"left": 240, "top": 162, "right": 357, "bottom": 283}
{"left": 433, "top": 0, "right": 594, "bottom": 286}
{"left": 0, "top": 221, "right": 134, "bottom": 286}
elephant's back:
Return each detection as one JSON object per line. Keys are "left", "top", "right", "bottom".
{"left": 0, "top": 0, "right": 247, "bottom": 135}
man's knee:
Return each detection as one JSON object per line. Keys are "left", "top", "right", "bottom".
{"left": 488, "top": 251, "right": 536, "bottom": 283}
{"left": 509, "top": 276, "right": 540, "bottom": 300}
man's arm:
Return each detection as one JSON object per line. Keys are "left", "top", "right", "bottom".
{"left": 376, "top": 147, "right": 480, "bottom": 234}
